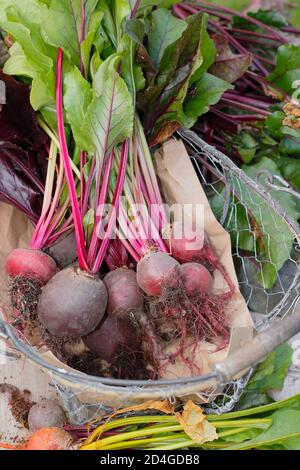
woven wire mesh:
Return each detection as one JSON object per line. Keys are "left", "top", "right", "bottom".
{"left": 0, "top": 129, "right": 299, "bottom": 424}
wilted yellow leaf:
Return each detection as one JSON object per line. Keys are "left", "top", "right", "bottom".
{"left": 175, "top": 400, "right": 218, "bottom": 444}
{"left": 110, "top": 400, "right": 174, "bottom": 416}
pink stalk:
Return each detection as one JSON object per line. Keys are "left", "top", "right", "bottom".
{"left": 173, "top": 4, "right": 186, "bottom": 19}
{"left": 80, "top": 151, "right": 86, "bottom": 213}
{"left": 189, "top": 1, "right": 288, "bottom": 43}
{"left": 82, "top": 158, "right": 96, "bottom": 215}
{"left": 91, "top": 140, "right": 129, "bottom": 273}
{"left": 32, "top": 156, "right": 65, "bottom": 248}
{"left": 47, "top": 219, "right": 74, "bottom": 246}
{"left": 223, "top": 93, "right": 273, "bottom": 109}
{"left": 140, "top": 176, "right": 151, "bottom": 207}
{"left": 131, "top": 0, "right": 141, "bottom": 18}
{"left": 136, "top": 139, "right": 167, "bottom": 230}
{"left": 87, "top": 152, "right": 114, "bottom": 265}
{"left": 118, "top": 202, "right": 145, "bottom": 254}
{"left": 219, "top": 97, "right": 271, "bottom": 116}
{"left": 117, "top": 233, "right": 141, "bottom": 262}
{"left": 133, "top": 136, "right": 151, "bottom": 239}
{"left": 41, "top": 196, "right": 71, "bottom": 244}
{"left": 56, "top": 48, "right": 88, "bottom": 271}
{"left": 136, "top": 120, "right": 166, "bottom": 214}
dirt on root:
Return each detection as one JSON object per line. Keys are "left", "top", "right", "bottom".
{"left": 9, "top": 276, "right": 42, "bottom": 337}
{"left": 0, "top": 384, "right": 35, "bottom": 428}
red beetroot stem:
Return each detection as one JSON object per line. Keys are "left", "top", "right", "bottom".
{"left": 186, "top": 0, "right": 288, "bottom": 43}
{"left": 87, "top": 152, "right": 114, "bottom": 265}
{"left": 81, "top": 158, "right": 96, "bottom": 216}
{"left": 131, "top": 0, "right": 141, "bottom": 18}
{"left": 92, "top": 140, "right": 129, "bottom": 273}
{"left": 222, "top": 92, "right": 274, "bottom": 109}
{"left": 227, "top": 28, "right": 281, "bottom": 42}
{"left": 56, "top": 48, "right": 88, "bottom": 271}
{"left": 219, "top": 97, "right": 271, "bottom": 116}
{"left": 32, "top": 157, "right": 65, "bottom": 248}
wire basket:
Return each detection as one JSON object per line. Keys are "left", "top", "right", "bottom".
{"left": 0, "top": 130, "right": 299, "bottom": 424}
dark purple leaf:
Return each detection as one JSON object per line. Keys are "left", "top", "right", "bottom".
{"left": 0, "top": 142, "right": 43, "bottom": 223}
{"left": 0, "top": 70, "right": 47, "bottom": 149}
{"left": 209, "top": 33, "right": 252, "bottom": 83}
{"left": 0, "top": 71, "right": 47, "bottom": 220}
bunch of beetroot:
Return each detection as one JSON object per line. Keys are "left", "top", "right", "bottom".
{"left": 2, "top": 0, "right": 235, "bottom": 380}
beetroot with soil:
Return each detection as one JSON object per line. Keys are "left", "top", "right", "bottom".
{"left": 38, "top": 266, "right": 108, "bottom": 338}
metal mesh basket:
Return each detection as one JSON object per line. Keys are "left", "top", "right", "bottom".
{"left": 0, "top": 130, "right": 299, "bottom": 424}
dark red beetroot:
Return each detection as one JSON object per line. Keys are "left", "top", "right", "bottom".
{"left": 44, "top": 231, "right": 77, "bottom": 269}
{"left": 84, "top": 314, "right": 137, "bottom": 362}
{"left": 181, "top": 262, "right": 213, "bottom": 295}
{"left": 38, "top": 266, "right": 107, "bottom": 338}
{"left": 136, "top": 252, "right": 180, "bottom": 297}
{"left": 164, "top": 221, "right": 205, "bottom": 262}
{"left": 6, "top": 248, "right": 57, "bottom": 285}
{"left": 104, "top": 268, "right": 143, "bottom": 315}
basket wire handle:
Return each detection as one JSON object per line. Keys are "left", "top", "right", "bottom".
{"left": 214, "top": 301, "right": 300, "bottom": 384}
{"left": 257, "top": 169, "right": 300, "bottom": 201}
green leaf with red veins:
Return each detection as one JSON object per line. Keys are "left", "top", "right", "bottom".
{"left": 63, "top": 66, "right": 93, "bottom": 140}
{"left": 139, "top": 13, "right": 207, "bottom": 140}
{"left": 148, "top": 8, "right": 187, "bottom": 69}
{"left": 42, "top": 0, "right": 99, "bottom": 67}
{"left": 68, "top": 55, "right": 134, "bottom": 161}
{"left": 183, "top": 73, "right": 233, "bottom": 122}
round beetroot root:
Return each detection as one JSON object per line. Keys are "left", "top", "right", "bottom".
{"left": 6, "top": 248, "right": 58, "bottom": 285}
{"left": 38, "top": 267, "right": 107, "bottom": 338}
{"left": 137, "top": 252, "right": 180, "bottom": 297}
{"left": 84, "top": 314, "right": 137, "bottom": 362}
{"left": 28, "top": 400, "right": 67, "bottom": 432}
{"left": 104, "top": 268, "right": 143, "bottom": 315}
{"left": 181, "top": 262, "right": 213, "bottom": 295}
{"left": 164, "top": 221, "right": 205, "bottom": 262}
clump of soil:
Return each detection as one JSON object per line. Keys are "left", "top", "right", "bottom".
{"left": 0, "top": 384, "right": 35, "bottom": 428}
{"left": 10, "top": 276, "right": 42, "bottom": 325}
{"left": 68, "top": 343, "right": 156, "bottom": 380}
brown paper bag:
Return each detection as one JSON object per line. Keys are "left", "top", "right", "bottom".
{"left": 0, "top": 140, "right": 254, "bottom": 409}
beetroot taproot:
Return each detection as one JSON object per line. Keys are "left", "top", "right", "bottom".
{"left": 38, "top": 266, "right": 107, "bottom": 338}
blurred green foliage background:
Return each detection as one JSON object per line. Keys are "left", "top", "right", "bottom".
{"left": 206, "top": 0, "right": 300, "bottom": 27}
